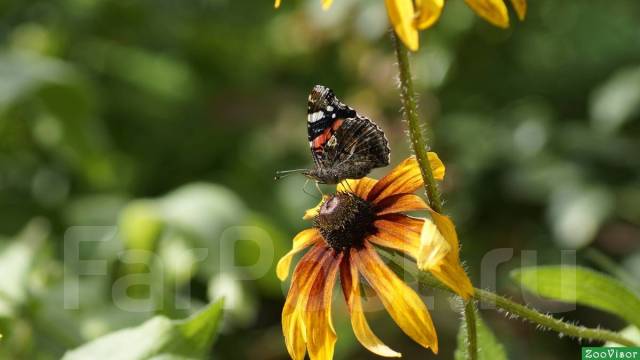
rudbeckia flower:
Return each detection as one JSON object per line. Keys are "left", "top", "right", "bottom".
{"left": 277, "top": 153, "right": 473, "bottom": 359}
{"left": 274, "top": 0, "right": 526, "bottom": 51}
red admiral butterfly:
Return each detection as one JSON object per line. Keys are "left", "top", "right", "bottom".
{"left": 276, "top": 85, "right": 390, "bottom": 184}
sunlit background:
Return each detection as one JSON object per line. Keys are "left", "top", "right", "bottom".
{"left": 1, "top": 0, "right": 639, "bottom": 359}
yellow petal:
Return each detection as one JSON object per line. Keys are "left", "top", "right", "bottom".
{"left": 321, "top": 0, "right": 333, "bottom": 10}
{"left": 385, "top": 0, "right": 419, "bottom": 51}
{"left": 282, "top": 245, "right": 330, "bottom": 359}
{"left": 368, "top": 153, "right": 444, "bottom": 204}
{"left": 277, "top": 228, "right": 321, "bottom": 281}
{"left": 274, "top": 0, "right": 281, "bottom": 9}
{"left": 376, "top": 194, "right": 429, "bottom": 216}
{"left": 419, "top": 210, "right": 474, "bottom": 299}
{"left": 354, "top": 244, "right": 438, "bottom": 353}
{"left": 510, "top": 0, "right": 526, "bottom": 21}
{"left": 428, "top": 151, "right": 445, "bottom": 181}
{"left": 304, "top": 249, "right": 342, "bottom": 360}
{"left": 465, "top": 0, "right": 510, "bottom": 28}
{"left": 415, "top": 0, "right": 444, "bottom": 30}
{"left": 303, "top": 196, "right": 329, "bottom": 220}
{"left": 370, "top": 214, "right": 423, "bottom": 259}
{"left": 417, "top": 218, "right": 450, "bottom": 270}
{"left": 341, "top": 250, "right": 402, "bottom": 357}
{"left": 337, "top": 177, "right": 377, "bottom": 199}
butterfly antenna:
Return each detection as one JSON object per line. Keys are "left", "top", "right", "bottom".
{"left": 274, "top": 169, "right": 307, "bottom": 181}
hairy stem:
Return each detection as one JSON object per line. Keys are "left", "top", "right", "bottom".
{"left": 392, "top": 31, "right": 443, "bottom": 213}
{"left": 474, "top": 289, "right": 638, "bottom": 347}
{"left": 464, "top": 301, "right": 478, "bottom": 360}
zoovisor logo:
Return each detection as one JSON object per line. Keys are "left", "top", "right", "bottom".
{"left": 582, "top": 348, "right": 640, "bottom": 359}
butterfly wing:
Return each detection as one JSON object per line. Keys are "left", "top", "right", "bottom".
{"left": 306, "top": 85, "right": 390, "bottom": 182}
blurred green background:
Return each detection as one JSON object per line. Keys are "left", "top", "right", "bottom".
{"left": 1, "top": 0, "right": 639, "bottom": 359}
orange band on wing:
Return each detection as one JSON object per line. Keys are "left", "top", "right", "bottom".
{"left": 312, "top": 119, "right": 344, "bottom": 151}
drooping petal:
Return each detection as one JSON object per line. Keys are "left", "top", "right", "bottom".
{"left": 277, "top": 228, "right": 322, "bottom": 281}
{"left": 415, "top": 0, "right": 444, "bottom": 30}
{"left": 428, "top": 152, "right": 445, "bottom": 181}
{"left": 419, "top": 211, "right": 474, "bottom": 299}
{"left": 367, "top": 153, "right": 444, "bottom": 203}
{"left": 304, "top": 248, "right": 342, "bottom": 360}
{"left": 417, "top": 218, "right": 450, "bottom": 270}
{"left": 340, "top": 251, "right": 401, "bottom": 358}
{"left": 274, "top": 0, "right": 281, "bottom": 8}
{"left": 465, "top": 0, "right": 510, "bottom": 28}
{"left": 321, "top": 0, "right": 333, "bottom": 10}
{"left": 385, "top": 0, "right": 419, "bottom": 51}
{"left": 303, "top": 196, "right": 330, "bottom": 220}
{"left": 354, "top": 244, "right": 438, "bottom": 353}
{"left": 369, "top": 214, "right": 424, "bottom": 259}
{"left": 282, "top": 244, "right": 332, "bottom": 360}
{"left": 510, "top": 0, "right": 526, "bottom": 20}
{"left": 375, "top": 193, "right": 429, "bottom": 216}
{"left": 337, "top": 177, "right": 377, "bottom": 199}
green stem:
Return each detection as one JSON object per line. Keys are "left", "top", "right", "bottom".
{"left": 473, "top": 289, "right": 638, "bottom": 347}
{"left": 381, "top": 251, "right": 639, "bottom": 347}
{"left": 392, "top": 31, "right": 443, "bottom": 213}
{"left": 464, "top": 301, "right": 478, "bottom": 360}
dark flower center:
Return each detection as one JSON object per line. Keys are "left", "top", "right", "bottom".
{"left": 313, "top": 192, "right": 375, "bottom": 251}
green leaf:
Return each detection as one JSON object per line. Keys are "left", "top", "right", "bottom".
{"left": 455, "top": 311, "right": 507, "bottom": 360}
{"left": 605, "top": 326, "right": 640, "bottom": 347}
{"left": 512, "top": 266, "right": 640, "bottom": 329}
{"left": 62, "top": 299, "right": 224, "bottom": 360}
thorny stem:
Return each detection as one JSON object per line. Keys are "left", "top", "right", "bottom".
{"left": 392, "top": 30, "right": 478, "bottom": 357}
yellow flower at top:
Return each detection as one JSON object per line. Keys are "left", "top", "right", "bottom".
{"left": 274, "top": 0, "right": 527, "bottom": 51}
{"left": 277, "top": 154, "right": 473, "bottom": 359}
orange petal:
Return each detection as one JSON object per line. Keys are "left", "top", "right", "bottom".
{"left": 510, "top": 0, "right": 526, "bottom": 21}
{"left": 415, "top": 0, "right": 444, "bottom": 30}
{"left": 304, "top": 249, "right": 342, "bottom": 360}
{"left": 375, "top": 193, "right": 429, "bottom": 216}
{"left": 370, "top": 214, "right": 424, "bottom": 259}
{"left": 354, "top": 244, "right": 438, "bottom": 353}
{"left": 337, "top": 177, "right": 378, "bottom": 199}
{"left": 340, "top": 250, "right": 401, "bottom": 357}
{"left": 282, "top": 244, "right": 332, "bottom": 360}
{"left": 465, "top": 0, "right": 510, "bottom": 28}
{"left": 274, "top": 0, "right": 281, "bottom": 8}
{"left": 385, "top": 0, "right": 419, "bottom": 51}
{"left": 368, "top": 153, "right": 444, "bottom": 204}
{"left": 277, "top": 228, "right": 321, "bottom": 281}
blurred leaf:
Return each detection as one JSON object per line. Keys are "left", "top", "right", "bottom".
{"left": 512, "top": 266, "right": 640, "bottom": 329}
{"left": 207, "top": 272, "right": 256, "bottom": 327}
{"left": 605, "top": 326, "right": 640, "bottom": 347}
{"left": 455, "top": 311, "right": 507, "bottom": 360}
{"left": 0, "top": 219, "right": 49, "bottom": 317}
{"left": 590, "top": 66, "right": 640, "bottom": 134}
{"left": 62, "top": 299, "right": 224, "bottom": 360}
{"left": 119, "top": 200, "right": 164, "bottom": 252}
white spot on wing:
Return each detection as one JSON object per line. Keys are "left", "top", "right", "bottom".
{"left": 308, "top": 111, "right": 324, "bottom": 123}
{"left": 326, "top": 105, "right": 334, "bottom": 111}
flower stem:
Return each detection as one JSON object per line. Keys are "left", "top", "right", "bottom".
{"left": 381, "top": 251, "right": 640, "bottom": 348}
{"left": 463, "top": 301, "right": 478, "bottom": 360}
{"left": 473, "top": 289, "right": 638, "bottom": 347}
{"left": 392, "top": 31, "right": 442, "bottom": 213}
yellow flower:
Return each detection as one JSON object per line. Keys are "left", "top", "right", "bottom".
{"left": 274, "top": 0, "right": 526, "bottom": 51}
{"left": 278, "top": 154, "right": 473, "bottom": 359}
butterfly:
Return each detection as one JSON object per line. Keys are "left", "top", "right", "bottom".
{"left": 276, "top": 85, "right": 390, "bottom": 184}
